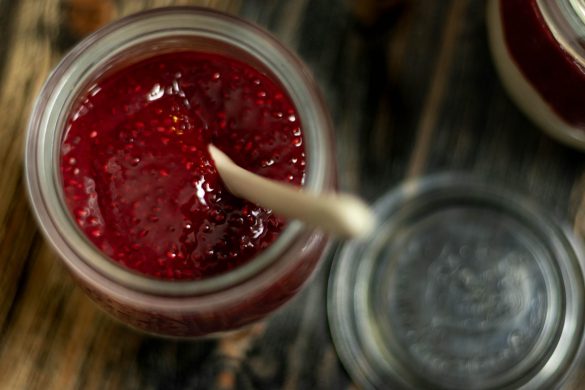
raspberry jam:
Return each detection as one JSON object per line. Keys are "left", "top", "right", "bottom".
{"left": 60, "top": 51, "right": 306, "bottom": 280}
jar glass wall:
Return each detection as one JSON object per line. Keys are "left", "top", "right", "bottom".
{"left": 25, "top": 7, "right": 335, "bottom": 337}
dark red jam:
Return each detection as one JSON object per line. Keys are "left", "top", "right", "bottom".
{"left": 60, "top": 51, "right": 306, "bottom": 280}
{"left": 500, "top": 0, "right": 585, "bottom": 128}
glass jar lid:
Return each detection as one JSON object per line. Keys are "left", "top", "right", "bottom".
{"left": 328, "top": 174, "right": 585, "bottom": 389}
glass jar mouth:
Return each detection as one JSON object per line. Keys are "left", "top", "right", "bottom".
{"left": 329, "top": 173, "right": 585, "bottom": 389}
{"left": 25, "top": 7, "right": 332, "bottom": 296}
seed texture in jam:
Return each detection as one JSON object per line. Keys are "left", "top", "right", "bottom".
{"left": 60, "top": 51, "right": 306, "bottom": 280}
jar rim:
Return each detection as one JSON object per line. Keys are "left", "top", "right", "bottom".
{"left": 25, "top": 7, "right": 333, "bottom": 296}
{"left": 536, "top": 0, "right": 585, "bottom": 68}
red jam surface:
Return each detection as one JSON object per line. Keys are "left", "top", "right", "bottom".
{"left": 500, "top": 0, "right": 585, "bottom": 128}
{"left": 61, "top": 51, "right": 306, "bottom": 280}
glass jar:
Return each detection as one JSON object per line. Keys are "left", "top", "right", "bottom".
{"left": 25, "top": 7, "right": 335, "bottom": 338}
{"left": 487, "top": 0, "right": 585, "bottom": 150}
{"left": 329, "top": 174, "right": 585, "bottom": 389}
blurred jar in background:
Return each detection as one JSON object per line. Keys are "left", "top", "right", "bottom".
{"left": 487, "top": 0, "right": 585, "bottom": 150}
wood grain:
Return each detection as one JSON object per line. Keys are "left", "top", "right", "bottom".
{"left": 1, "top": 0, "right": 585, "bottom": 389}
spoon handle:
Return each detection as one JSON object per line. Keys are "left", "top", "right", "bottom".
{"left": 209, "top": 145, "right": 375, "bottom": 238}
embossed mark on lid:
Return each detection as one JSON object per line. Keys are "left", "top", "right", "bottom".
{"left": 328, "top": 174, "right": 585, "bottom": 389}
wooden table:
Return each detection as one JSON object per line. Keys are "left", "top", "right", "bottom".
{"left": 1, "top": 0, "right": 585, "bottom": 388}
